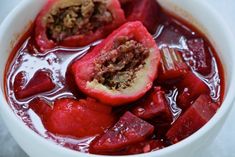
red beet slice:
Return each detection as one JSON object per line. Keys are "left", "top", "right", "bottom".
{"left": 177, "top": 72, "right": 209, "bottom": 109}
{"left": 132, "top": 87, "right": 172, "bottom": 122}
{"left": 186, "top": 38, "right": 211, "bottom": 74}
{"left": 91, "top": 111, "right": 154, "bottom": 152}
{"left": 156, "top": 22, "right": 191, "bottom": 46}
{"left": 14, "top": 70, "right": 55, "bottom": 99}
{"left": 166, "top": 94, "right": 218, "bottom": 143}
{"left": 124, "top": 139, "right": 165, "bottom": 155}
{"left": 158, "top": 47, "right": 189, "bottom": 81}
{"left": 123, "top": 0, "right": 160, "bottom": 33}
{"left": 153, "top": 122, "right": 171, "bottom": 139}
{"left": 39, "top": 98, "right": 115, "bottom": 138}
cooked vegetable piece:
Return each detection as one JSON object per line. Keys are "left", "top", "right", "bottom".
{"left": 186, "top": 38, "right": 211, "bottom": 74}
{"left": 166, "top": 94, "right": 218, "bottom": 143}
{"left": 35, "top": 0, "right": 126, "bottom": 51}
{"left": 91, "top": 111, "right": 154, "bottom": 152}
{"left": 132, "top": 87, "right": 172, "bottom": 121}
{"left": 14, "top": 70, "right": 55, "bottom": 99}
{"left": 158, "top": 47, "right": 189, "bottom": 81}
{"left": 72, "top": 22, "right": 160, "bottom": 106}
{"left": 153, "top": 122, "right": 171, "bottom": 138}
{"left": 177, "top": 72, "right": 209, "bottom": 109}
{"left": 123, "top": 139, "right": 165, "bottom": 155}
{"left": 31, "top": 98, "right": 115, "bottom": 138}
{"left": 122, "top": 0, "right": 160, "bottom": 33}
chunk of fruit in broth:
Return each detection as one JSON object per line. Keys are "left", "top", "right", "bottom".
{"left": 31, "top": 98, "right": 115, "bottom": 138}
{"left": 14, "top": 70, "right": 55, "bottom": 99}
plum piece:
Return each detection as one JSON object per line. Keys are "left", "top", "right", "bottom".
{"left": 14, "top": 70, "right": 55, "bottom": 99}
{"left": 132, "top": 87, "right": 172, "bottom": 122}
{"left": 186, "top": 38, "right": 211, "bottom": 74}
{"left": 91, "top": 111, "right": 154, "bottom": 152}
{"left": 123, "top": 0, "right": 160, "bottom": 33}
{"left": 29, "top": 98, "right": 52, "bottom": 120}
{"left": 166, "top": 95, "right": 218, "bottom": 143}
{"left": 177, "top": 72, "right": 209, "bottom": 109}
{"left": 33, "top": 98, "right": 115, "bottom": 138}
{"left": 158, "top": 47, "right": 189, "bottom": 81}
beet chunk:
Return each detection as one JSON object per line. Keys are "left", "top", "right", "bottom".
{"left": 166, "top": 95, "right": 218, "bottom": 143}
{"left": 132, "top": 87, "right": 172, "bottom": 122}
{"left": 123, "top": 0, "right": 160, "bottom": 33}
{"left": 158, "top": 47, "right": 189, "bottom": 82}
{"left": 177, "top": 72, "right": 209, "bottom": 109}
{"left": 14, "top": 70, "right": 55, "bottom": 99}
{"left": 124, "top": 140, "right": 165, "bottom": 155}
{"left": 186, "top": 38, "right": 212, "bottom": 74}
{"left": 91, "top": 111, "right": 154, "bottom": 152}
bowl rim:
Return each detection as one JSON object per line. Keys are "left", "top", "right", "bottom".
{"left": 0, "top": 0, "right": 235, "bottom": 157}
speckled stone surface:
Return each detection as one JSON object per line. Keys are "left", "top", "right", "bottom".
{"left": 0, "top": 0, "right": 234, "bottom": 157}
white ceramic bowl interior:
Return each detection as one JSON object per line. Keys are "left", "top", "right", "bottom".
{"left": 0, "top": 0, "right": 235, "bottom": 157}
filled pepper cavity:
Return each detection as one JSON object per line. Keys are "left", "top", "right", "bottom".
{"left": 46, "top": 0, "right": 113, "bottom": 42}
{"left": 93, "top": 36, "right": 150, "bottom": 90}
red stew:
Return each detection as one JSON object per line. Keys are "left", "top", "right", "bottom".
{"left": 4, "top": 0, "right": 224, "bottom": 155}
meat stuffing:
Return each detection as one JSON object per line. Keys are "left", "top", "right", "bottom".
{"left": 93, "top": 36, "right": 150, "bottom": 90}
{"left": 46, "top": 0, "right": 113, "bottom": 42}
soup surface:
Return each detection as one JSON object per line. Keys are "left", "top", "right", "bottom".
{"left": 5, "top": 0, "right": 224, "bottom": 155}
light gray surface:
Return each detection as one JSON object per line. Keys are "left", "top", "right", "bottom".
{"left": 0, "top": 0, "right": 235, "bottom": 157}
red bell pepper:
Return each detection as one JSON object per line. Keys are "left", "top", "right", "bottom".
{"left": 35, "top": 0, "right": 126, "bottom": 51}
{"left": 30, "top": 98, "right": 115, "bottom": 138}
{"left": 91, "top": 111, "right": 154, "bottom": 152}
{"left": 72, "top": 21, "right": 160, "bottom": 106}
{"left": 122, "top": 0, "right": 160, "bottom": 34}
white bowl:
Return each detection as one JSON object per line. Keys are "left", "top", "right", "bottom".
{"left": 0, "top": 0, "right": 235, "bottom": 157}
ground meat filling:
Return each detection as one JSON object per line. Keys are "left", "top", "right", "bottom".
{"left": 93, "top": 36, "right": 150, "bottom": 90}
{"left": 46, "top": 0, "right": 113, "bottom": 42}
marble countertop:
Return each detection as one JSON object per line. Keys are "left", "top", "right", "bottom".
{"left": 0, "top": 0, "right": 235, "bottom": 157}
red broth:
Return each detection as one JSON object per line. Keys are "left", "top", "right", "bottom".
{"left": 4, "top": 3, "right": 224, "bottom": 155}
